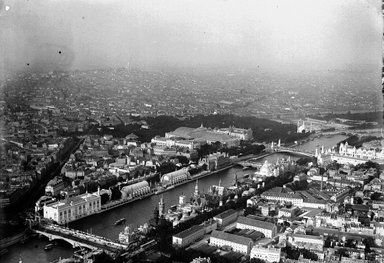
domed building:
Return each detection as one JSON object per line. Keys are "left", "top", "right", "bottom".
{"left": 160, "top": 168, "right": 190, "bottom": 186}
{"left": 121, "top": 181, "right": 150, "bottom": 199}
{"left": 254, "top": 160, "right": 278, "bottom": 179}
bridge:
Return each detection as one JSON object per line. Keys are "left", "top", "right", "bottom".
{"left": 272, "top": 146, "right": 315, "bottom": 158}
{"left": 236, "top": 152, "right": 274, "bottom": 168}
{"left": 32, "top": 222, "right": 128, "bottom": 254}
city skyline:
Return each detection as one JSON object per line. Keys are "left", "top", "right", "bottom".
{"left": 0, "top": 0, "right": 382, "bottom": 75}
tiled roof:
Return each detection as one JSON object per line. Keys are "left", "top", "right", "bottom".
{"left": 211, "top": 230, "right": 252, "bottom": 246}
{"left": 173, "top": 225, "right": 204, "bottom": 239}
{"left": 237, "top": 216, "right": 276, "bottom": 231}
{"left": 214, "top": 209, "right": 238, "bottom": 219}
{"left": 293, "top": 234, "right": 323, "bottom": 240}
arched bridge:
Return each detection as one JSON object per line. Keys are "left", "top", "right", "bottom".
{"left": 33, "top": 223, "right": 128, "bottom": 253}
{"left": 273, "top": 147, "right": 315, "bottom": 158}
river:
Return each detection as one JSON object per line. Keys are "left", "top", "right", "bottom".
{"left": 1, "top": 134, "right": 348, "bottom": 263}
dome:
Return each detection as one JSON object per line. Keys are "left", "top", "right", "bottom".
{"left": 170, "top": 127, "right": 196, "bottom": 138}
{"left": 258, "top": 160, "right": 274, "bottom": 177}
{"left": 121, "top": 181, "right": 149, "bottom": 196}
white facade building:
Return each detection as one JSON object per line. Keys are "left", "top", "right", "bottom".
{"left": 236, "top": 216, "right": 277, "bottom": 238}
{"left": 43, "top": 192, "right": 101, "bottom": 224}
{"left": 289, "top": 234, "right": 324, "bottom": 252}
{"left": 210, "top": 230, "right": 253, "bottom": 254}
{"left": 250, "top": 246, "right": 281, "bottom": 263}
{"left": 332, "top": 142, "right": 384, "bottom": 165}
{"left": 151, "top": 136, "right": 198, "bottom": 150}
{"left": 261, "top": 191, "right": 304, "bottom": 206}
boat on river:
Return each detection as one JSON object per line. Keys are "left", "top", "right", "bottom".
{"left": 114, "top": 218, "right": 126, "bottom": 226}
{"left": 44, "top": 242, "right": 56, "bottom": 251}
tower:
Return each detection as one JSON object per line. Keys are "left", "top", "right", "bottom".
{"left": 278, "top": 139, "right": 281, "bottom": 148}
{"left": 159, "top": 195, "right": 165, "bottom": 216}
{"left": 194, "top": 180, "right": 199, "bottom": 198}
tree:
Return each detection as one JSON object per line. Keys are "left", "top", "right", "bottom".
{"left": 100, "top": 193, "right": 110, "bottom": 204}
{"left": 283, "top": 246, "right": 300, "bottom": 260}
{"left": 153, "top": 206, "right": 159, "bottom": 226}
{"left": 371, "top": 192, "right": 382, "bottom": 201}
{"left": 354, "top": 197, "right": 363, "bottom": 204}
{"left": 191, "top": 257, "right": 211, "bottom": 263}
{"left": 110, "top": 186, "right": 122, "bottom": 200}
{"left": 363, "top": 237, "right": 375, "bottom": 252}
{"left": 249, "top": 258, "right": 266, "bottom": 263}
{"left": 244, "top": 206, "right": 257, "bottom": 216}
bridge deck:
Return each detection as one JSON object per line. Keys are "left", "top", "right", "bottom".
{"left": 36, "top": 223, "right": 128, "bottom": 252}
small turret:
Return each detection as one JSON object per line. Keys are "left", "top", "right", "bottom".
{"left": 159, "top": 195, "right": 165, "bottom": 216}
{"left": 194, "top": 180, "right": 199, "bottom": 198}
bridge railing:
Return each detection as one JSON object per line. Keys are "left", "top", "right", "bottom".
{"left": 37, "top": 223, "right": 127, "bottom": 252}
{"left": 273, "top": 146, "right": 314, "bottom": 155}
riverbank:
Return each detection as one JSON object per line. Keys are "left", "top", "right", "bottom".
{"left": 3, "top": 134, "right": 351, "bottom": 262}
{"left": 104, "top": 165, "right": 234, "bottom": 209}
{"left": 0, "top": 229, "right": 28, "bottom": 250}
{"left": 56, "top": 165, "right": 235, "bottom": 224}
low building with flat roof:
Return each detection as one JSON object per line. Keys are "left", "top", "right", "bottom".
{"left": 250, "top": 246, "right": 281, "bottom": 263}
{"left": 213, "top": 209, "right": 238, "bottom": 228}
{"left": 210, "top": 230, "right": 253, "bottom": 254}
{"left": 172, "top": 225, "right": 205, "bottom": 248}
{"left": 236, "top": 216, "right": 277, "bottom": 238}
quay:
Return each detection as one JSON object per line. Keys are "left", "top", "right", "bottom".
{"left": 99, "top": 164, "right": 234, "bottom": 213}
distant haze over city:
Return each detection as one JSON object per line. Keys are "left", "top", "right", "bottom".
{"left": 0, "top": 0, "right": 382, "bottom": 75}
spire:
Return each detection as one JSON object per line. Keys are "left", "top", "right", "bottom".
{"left": 194, "top": 180, "right": 199, "bottom": 197}
{"left": 159, "top": 195, "right": 165, "bottom": 216}
{"left": 219, "top": 178, "right": 222, "bottom": 187}
{"left": 200, "top": 123, "right": 204, "bottom": 128}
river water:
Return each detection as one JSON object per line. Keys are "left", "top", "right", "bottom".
{"left": 1, "top": 134, "right": 348, "bottom": 263}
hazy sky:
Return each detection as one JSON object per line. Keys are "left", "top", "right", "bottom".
{"left": 0, "top": 0, "right": 382, "bottom": 73}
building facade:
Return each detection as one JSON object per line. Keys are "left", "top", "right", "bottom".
{"left": 236, "top": 216, "right": 277, "bottom": 238}
{"left": 43, "top": 192, "right": 101, "bottom": 224}
{"left": 250, "top": 246, "right": 281, "bottom": 263}
{"left": 172, "top": 225, "right": 205, "bottom": 248}
{"left": 121, "top": 181, "right": 151, "bottom": 199}
{"left": 45, "top": 177, "right": 65, "bottom": 196}
{"left": 213, "top": 209, "right": 238, "bottom": 228}
{"left": 210, "top": 230, "right": 253, "bottom": 254}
